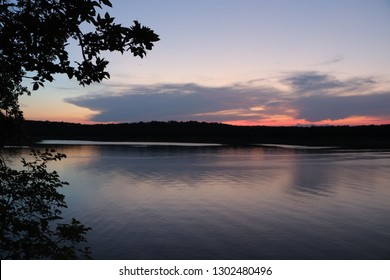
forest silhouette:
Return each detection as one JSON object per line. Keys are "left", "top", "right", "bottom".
{"left": 24, "top": 120, "right": 390, "bottom": 149}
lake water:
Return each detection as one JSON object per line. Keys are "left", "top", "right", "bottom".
{"left": 9, "top": 142, "right": 390, "bottom": 259}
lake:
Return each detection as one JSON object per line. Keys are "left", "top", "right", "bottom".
{"left": 7, "top": 142, "right": 390, "bottom": 259}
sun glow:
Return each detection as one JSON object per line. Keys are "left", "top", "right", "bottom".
{"left": 224, "top": 116, "right": 390, "bottom": 127}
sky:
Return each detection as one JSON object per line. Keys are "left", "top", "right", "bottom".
{"left": 20, "top": 0, "right": 390, "bottom": 126}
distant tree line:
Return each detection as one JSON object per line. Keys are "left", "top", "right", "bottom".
{"left": 22, "top": 120, "right": 390, "bottom": 148}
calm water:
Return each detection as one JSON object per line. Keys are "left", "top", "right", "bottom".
{"left": 10, "top": 142, "right": 390, "bottom": 259}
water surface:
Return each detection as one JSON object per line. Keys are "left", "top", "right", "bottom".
{"left": 13, "top": 143, "right": 390, "bottom": 259}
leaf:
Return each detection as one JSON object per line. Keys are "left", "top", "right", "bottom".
{"left": 67, "top": 67, "right": 74, "bottom": 79}
{"left": 33, "top": 82, "right": 39, "bottom": 91}
{"left": 100, "top": 0, "right": 112, "bottom": 8}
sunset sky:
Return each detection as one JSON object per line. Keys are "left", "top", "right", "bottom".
{"left": 20, "top": 0, "right": 390, "bottom": 126}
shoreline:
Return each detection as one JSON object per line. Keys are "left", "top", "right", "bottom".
{"left": 19, "top": 120, "right": 390, "bottom": 149}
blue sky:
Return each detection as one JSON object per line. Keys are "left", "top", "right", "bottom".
{"left": 21, "top": 0, "right": 390, "bottom": 125}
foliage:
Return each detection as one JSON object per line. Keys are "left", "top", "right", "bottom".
{"left": 0, "top": 0, "right": 159, "bottom": 123}
{"left": 0, "top": 149, "right": 91, "bottom": 259}
{"left": 0, "top": 0, "right": 159, "bottom": 258}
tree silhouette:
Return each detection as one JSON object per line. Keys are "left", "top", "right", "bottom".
{"left": 1, "top": 0, "right": 159, "bottom": 259}
{"left": 1, "top": 150, "right": 91, "bottom": 259}
{"left": 1, "top": 0, "right": 159, "bottom": 122}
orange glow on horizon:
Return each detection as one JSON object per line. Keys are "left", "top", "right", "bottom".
{"left": 26, "top": 116, "right": 99, "bottom": 125}
{"left": 24, "top": 105, "right": 390, "bottom": 127}
{"left": 224, "top": 116, "right": 390, "bottom": 126}
{"left": 25, "top": 115, "right": 390, "bottom": 126}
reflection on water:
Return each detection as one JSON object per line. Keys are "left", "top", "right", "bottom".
{"left": 14, "top": 144, "right": 390, "bottom": 259}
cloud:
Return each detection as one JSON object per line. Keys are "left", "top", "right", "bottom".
{"left": 294, "top": 92, "right": 390, "bottom": 121}
{"left": 284, "top": 72, "right": 344, "bottom": 94}
{"left": 66, "top": 83, "right": 284, "bottom": 123}
{"left": 283, "top": 71, "right": 376, "bottom": 95}
{"left": 312, "top": 56, "right": 345, "bottom": 66}
{"left": 65, "top": 72, "right": 390, "bottom": 124}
